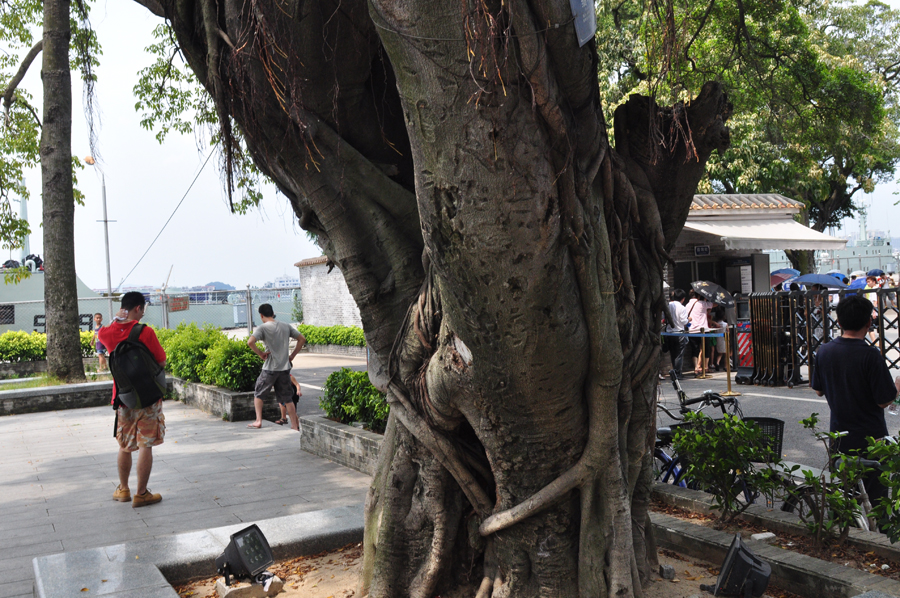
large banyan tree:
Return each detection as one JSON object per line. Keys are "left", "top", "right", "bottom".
{"left": 135, "top": 0, "right": 731, "bottom": 595}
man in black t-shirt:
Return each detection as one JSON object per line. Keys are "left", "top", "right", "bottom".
{"left": 811, "top": 294, "right": 900, "bottom": 506}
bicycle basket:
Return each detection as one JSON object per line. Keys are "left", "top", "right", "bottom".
{"left": 743, "top": 417, "right": 784, "bottom": 462}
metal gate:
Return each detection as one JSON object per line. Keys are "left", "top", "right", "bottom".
{"left": 739, "top": 288, "right": 899, "bottom": 387}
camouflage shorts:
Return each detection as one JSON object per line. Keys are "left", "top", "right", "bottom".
{"left": 116, "top": 399, "right": 165, "bottom": 452}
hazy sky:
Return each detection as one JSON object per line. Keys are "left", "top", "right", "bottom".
{"left": 8, "top": 0, "right": 900, "bottom": 290}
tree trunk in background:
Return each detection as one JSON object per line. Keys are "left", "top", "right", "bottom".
{"left": 152, "top": 0, "right": 731, "bottom": 594}
{"left": 41, "top": 0, "right": 84, "bottom": 382}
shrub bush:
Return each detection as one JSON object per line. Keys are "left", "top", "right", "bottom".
{"left": 321, "top": 367, "right": 388, "bottom": 433}
{"left": 297, "top": 324, "right": 365, "bottom": 347}
{"left": 159, "top": 323, "right": 227, "bottom": 382}
{"left": 200, "top": 338, "right": 262, "bottom": 392}
{"left": 672, "top": 412, "right": 783, "bottom": 523}
{"left": 0, "top": 330, "right": 47, "bottom": 362}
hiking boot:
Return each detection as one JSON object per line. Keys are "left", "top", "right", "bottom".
{"left": 113, "top": 485, "right": 131, "bottom": 502}
{"left": 132, "top": 489, "right": 162, "bottom": 508}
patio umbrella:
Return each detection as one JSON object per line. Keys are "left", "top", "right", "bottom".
{"left": 770, "top": 267, "right": 800, "bottom": 287}
{"left": 867, "top": 268, "right": 886, "bottom": 277}
{"left": 691, "top": 280, "right": 735, "bottom": 308}
{"left": 793, "top": 273, "right": 848, "bottom": 289}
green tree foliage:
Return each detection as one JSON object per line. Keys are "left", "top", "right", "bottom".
{"left": 133, "top": 24, "right": 264, "bottom": 214}
{"left": 0, "top": 0, "right": 99, "bottom": 253}
{"left": 598, "top": 0, "right": 900, "bottom": 239}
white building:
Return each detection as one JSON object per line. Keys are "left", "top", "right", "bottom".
{"left": 294, "top": 257, "right": 362, "bottom": 328}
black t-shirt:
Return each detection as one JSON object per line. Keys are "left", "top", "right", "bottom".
{"left": 811, "top": 337, "right": 895, "bottom": 452}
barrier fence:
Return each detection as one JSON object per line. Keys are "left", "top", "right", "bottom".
{"left": 0, "top": 286, "right": 302, "bottom": 335}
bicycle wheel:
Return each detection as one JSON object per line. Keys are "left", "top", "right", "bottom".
{"left": 654, "top": 449, "right": 676, "bottom": 483}
{"left": 781, "top": 486, "right": 820, "bottom": 520}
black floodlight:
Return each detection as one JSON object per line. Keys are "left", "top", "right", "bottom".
{"left": 702, "top": 534, "right": 771, "bottom": 597}
{"left": 215, "top": 524, "right": 274, "bottom": 586}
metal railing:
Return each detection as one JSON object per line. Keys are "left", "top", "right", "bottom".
{"left": 742, "top": 288, "right": 900, "bottom": 387}
{"left": 0, "top": 286, "right": 302, "bottom": 335}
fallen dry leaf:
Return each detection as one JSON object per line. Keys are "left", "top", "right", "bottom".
{"left": 81, "top": 589, "right": 88, "bottom": 592}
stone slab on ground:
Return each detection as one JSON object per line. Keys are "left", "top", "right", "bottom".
{"left": 31, "top": 505, "right": 364, "bottom": 598}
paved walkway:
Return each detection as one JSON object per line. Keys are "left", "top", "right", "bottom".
{"left": 0, "top": 354, "right": 371, "bottom": 598}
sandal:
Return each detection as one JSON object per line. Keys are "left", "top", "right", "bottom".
{"left": 274, "top": 418, "right": 287, "bottom": 425}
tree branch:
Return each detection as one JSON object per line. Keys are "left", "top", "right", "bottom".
{"left": 2, "top": 40, "right": 43, "bottom": 120}
{"left": 131, "top": 0, "right": 166, "bottom": 18}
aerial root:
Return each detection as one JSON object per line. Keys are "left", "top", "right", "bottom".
{"left": 474, "top": 575, "right": 494, "bottom": 598}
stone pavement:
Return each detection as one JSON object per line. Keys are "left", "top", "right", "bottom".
{"left": 0, "top": 354, "right": 371, "bottom": 598}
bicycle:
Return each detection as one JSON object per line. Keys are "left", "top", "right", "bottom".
{"left": 781, "top": 433, "right": 895, "bottom": 532}
{"left": 654, "top": 370, "right": 744, "bottom": 486}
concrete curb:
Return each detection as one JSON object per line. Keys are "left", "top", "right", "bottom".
{"left": 652, "top": 482, "right": 900, "bottom": 563}
{"left": 652, "top": 511, "right": 900, "bottom": 597}
{"left": 32, "top": 504, "right": 364, "bottom": 598}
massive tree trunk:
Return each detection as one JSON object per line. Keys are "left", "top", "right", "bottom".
{"left": 41, "top": 0, "right": 85, "bottom": 381}
{"left": 150, "top": 0, "right": 731, "bottom": 594}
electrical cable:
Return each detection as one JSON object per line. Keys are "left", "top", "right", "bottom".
{"left": 115, "top": 148, "right": 215, "bottom": 292}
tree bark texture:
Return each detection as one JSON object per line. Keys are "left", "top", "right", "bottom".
{"left": 153, "top": 0, "right": 731, "bottom": 595}
{"left": 41, "top": 0, "right": 85, "bottom": 381}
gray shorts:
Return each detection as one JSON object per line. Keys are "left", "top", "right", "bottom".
{"left": 254, "top": 369, "right": 293, "bottom": 404}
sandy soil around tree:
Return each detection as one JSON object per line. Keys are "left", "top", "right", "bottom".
{"left": 173, "top": 542, "right": 772, "bottom": 598}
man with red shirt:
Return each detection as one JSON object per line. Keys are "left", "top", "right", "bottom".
{"left": 98, "top": 291, "right": 167, "bottom": 508}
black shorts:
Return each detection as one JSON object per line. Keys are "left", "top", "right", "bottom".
{"left": 254, "top": 370, "right": 294, "bottom": 404}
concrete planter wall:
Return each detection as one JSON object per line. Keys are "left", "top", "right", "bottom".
{"left": 303, "top": 344, "right": 367, "bottom": 358}
{"left": 0, "top": 380, "right": 114, "bottom": 416}
{"left": 170, "top": 377, "right": 280, "bottom": 422}
{"left": 0, "top": 378, "right": 176, "bottom": 416}
{"left": 0, "top": 357, "right": 100, "bottom": 379}
{"left": 299, "top": 415, "right": 383, "bottom": 475}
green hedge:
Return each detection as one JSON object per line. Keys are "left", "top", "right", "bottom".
{"left": 156, "top": 323, "right": 262, "bottom": 392}
{"left": 297, "top": 324, "right": 365, "bottom": 347}
{"left": 200, "top": 338, "right": 262, "bottom": 392}
{"left": 80, "top": 331, "right": 95, "bottom": 358}
{"left": 158, "top": 323, "right": 227, "bottom": 382}
{"left": 0, "top": 331, "right": 47, "bottom": 362}
{"left": 320, "top": 367, "right": 388, "bottom": 433}
{"left": 0, "top": 330, "right": 123, "bottom": 362}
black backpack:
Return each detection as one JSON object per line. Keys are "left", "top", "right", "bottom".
{"left": 109, "top": 323, "right": 166, "bottom": 410}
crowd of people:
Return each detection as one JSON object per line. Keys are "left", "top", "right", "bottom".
{"left": 664, "top": 288, "right": 729, "bottom": 377}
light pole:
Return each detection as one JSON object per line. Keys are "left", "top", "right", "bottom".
{"left": 84, "top": 156, "right": 113, "bottom": 321}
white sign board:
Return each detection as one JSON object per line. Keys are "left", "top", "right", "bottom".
{"left": 569, "top": 0, "right": 596, "bottom": 47}
{"left": 740, "top": 265, "right": 753, "bottom": 294}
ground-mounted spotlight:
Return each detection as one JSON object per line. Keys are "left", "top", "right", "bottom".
{"left": 215, "top": 524, "right": 275, "bottom": 586}
{"left": 700, "top": 534, "right": 771, "bottom": 597}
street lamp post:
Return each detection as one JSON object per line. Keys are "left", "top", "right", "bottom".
{"left": 84, "top": 157, "right": 113, "bottom": 320}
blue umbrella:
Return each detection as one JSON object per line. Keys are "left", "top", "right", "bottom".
{"left": 867, "top": 268, "right": 886, "bottom": 277}
{"left": 827, "top": 272, "right": 845, "bottom": 280}
{"left": 793, "top": 274, "right": 848, "bottom": 289}
{"left": 771, "top": 268, "right": 800, "bottom": 276}
{"left": 849, "top": 278, "right": 867, "bottom": 289}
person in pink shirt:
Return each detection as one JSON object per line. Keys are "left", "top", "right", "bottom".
{"left": 685, "top": 290, "right": 714, "bottom": 375}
